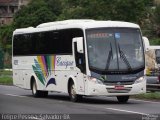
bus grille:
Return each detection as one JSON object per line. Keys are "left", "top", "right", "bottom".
{"left": 104, "top": 81, "right": 134, "bottom": 86}
{"left": 107, "top": 87, "right": 132, "bottom": 93}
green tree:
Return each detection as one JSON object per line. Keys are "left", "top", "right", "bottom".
{"left": 59, "top": 0, "right": 115, "bottom": 20}
{"left": 0, "top": 25, "right": 13, "bottom": 68}
{"left": 112, "top": 0, "right": 152, "bottom": 23}
{"left": 154, "top": 4, "right": 160, "bottom": 37}
{"left": 59, "top": 0, "right": 152, "bottom": 23}
{"left": 45, "top": 0, "right": 63, "bottom": 16}
{"left": 0, "top": 25, "right": 13, "bottom": 53}
{"left": 13, "top": 0, "right": 56, "bottom": 28}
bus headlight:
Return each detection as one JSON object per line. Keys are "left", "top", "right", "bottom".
{"left": 134, "top": 77, "right": 145, "bottom": 84}
{"left": 88, "top": 76, "right": 104, "bottom": 85}
{"left": 96, "top": 79, "right": 104, "bottom": 85}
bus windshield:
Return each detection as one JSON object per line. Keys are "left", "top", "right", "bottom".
{"left": 86, "top": 28, "right": 145, "bottom": 73}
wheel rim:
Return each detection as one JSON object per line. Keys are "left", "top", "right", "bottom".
{"left": 71, "top": 84, "right": 76, "bottom": 99}
{"left": 32, "top": 82, "right": 37, "bottom": 95}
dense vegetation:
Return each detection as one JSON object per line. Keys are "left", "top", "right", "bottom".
{"left": 0, "top": 0, "right": 160, "bottom": 68}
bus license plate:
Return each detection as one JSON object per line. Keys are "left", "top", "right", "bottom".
{"left": 115, "top": 85, "right": 124, "bottom": 90}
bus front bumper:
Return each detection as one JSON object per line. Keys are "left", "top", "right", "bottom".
{"left": 87, "top": 78, "right": 146, "bottom": 96}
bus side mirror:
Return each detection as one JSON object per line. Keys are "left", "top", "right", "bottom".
{"left": 73, "top": 37, "right": 84, "bottom": 53}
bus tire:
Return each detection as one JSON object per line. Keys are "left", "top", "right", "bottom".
{"left": 69, "top": 81, "right": 82, "bottom": 102}
{"left": 117, "top": 96, "right": 129, "bottom": 103}
{"left": 31, "top": 80, "right": 48, "bottom": 98}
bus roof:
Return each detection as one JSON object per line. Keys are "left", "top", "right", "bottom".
{"left": 13, "top": 19, "right": 140, "bottom": 35}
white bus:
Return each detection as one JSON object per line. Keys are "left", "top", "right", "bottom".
{"left": 12, "top": 20, "right": 146, "bottom": 103}
{"left": 143, "top": 37, "right": 160, "bottom": 73}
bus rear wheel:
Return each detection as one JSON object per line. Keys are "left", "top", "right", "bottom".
{"left": 69, "top": 82, "right": 82, "bottom": 102}
{"left": 117, "top": 96, "right": 129, "bottom": 103}
{"left": 31, "top": 80, "right": 48, "bottom": 98}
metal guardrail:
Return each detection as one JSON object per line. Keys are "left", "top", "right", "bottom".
{"left": 147, "top": 84, "right": 160, "bottom": 92}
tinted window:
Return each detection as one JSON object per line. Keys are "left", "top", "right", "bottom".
{"left": 13, "top": 29, "right": 83, "bottom": 55}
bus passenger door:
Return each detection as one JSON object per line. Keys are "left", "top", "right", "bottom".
{"left": 73, "top": 37, "right": 86, "bottom": 94}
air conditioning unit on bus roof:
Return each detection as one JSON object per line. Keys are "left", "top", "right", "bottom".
{"left": 36, "top": 19, "right": 95, "bottom": 28}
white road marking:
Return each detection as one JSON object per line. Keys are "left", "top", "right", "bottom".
{"left": 130, "top": 99, "right": 160, "bottom": 104}
{"left": 4, "top": 94, "right": 27, "bottom": 98}
{"left": 105, "top": 108, "right": 148, "bottom": 115}
{"left": 2, "top": 93, "right": 160, "bottom": 104}
{"left": 79, "top": 103, "right": 149, "bottom": 115}
{"left": 1, "top": 92, "right": 160, "bottom": 115}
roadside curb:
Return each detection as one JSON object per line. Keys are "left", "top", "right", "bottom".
{"left": 0, "top": 83, "right": 13, "bottom": 86}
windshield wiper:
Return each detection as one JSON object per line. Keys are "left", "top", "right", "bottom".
{"left": 118, "top": 43, "right": 132, "bottom": 70}
{"left": 105, "top": 43, "right": 113, "bottom": 70}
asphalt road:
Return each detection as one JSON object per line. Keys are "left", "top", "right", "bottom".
{"left": 0, "top": 85, "right": 160, "bottom": 120}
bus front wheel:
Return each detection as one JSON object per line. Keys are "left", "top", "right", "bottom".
{"left": 31, "top": 80, "right": 48, "bottom": 98}
{"left": 117, "top": 96, "right": 129, "bottom": 103}
{"left": 69, "top": 82, "right": 82, "bottom": 102}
